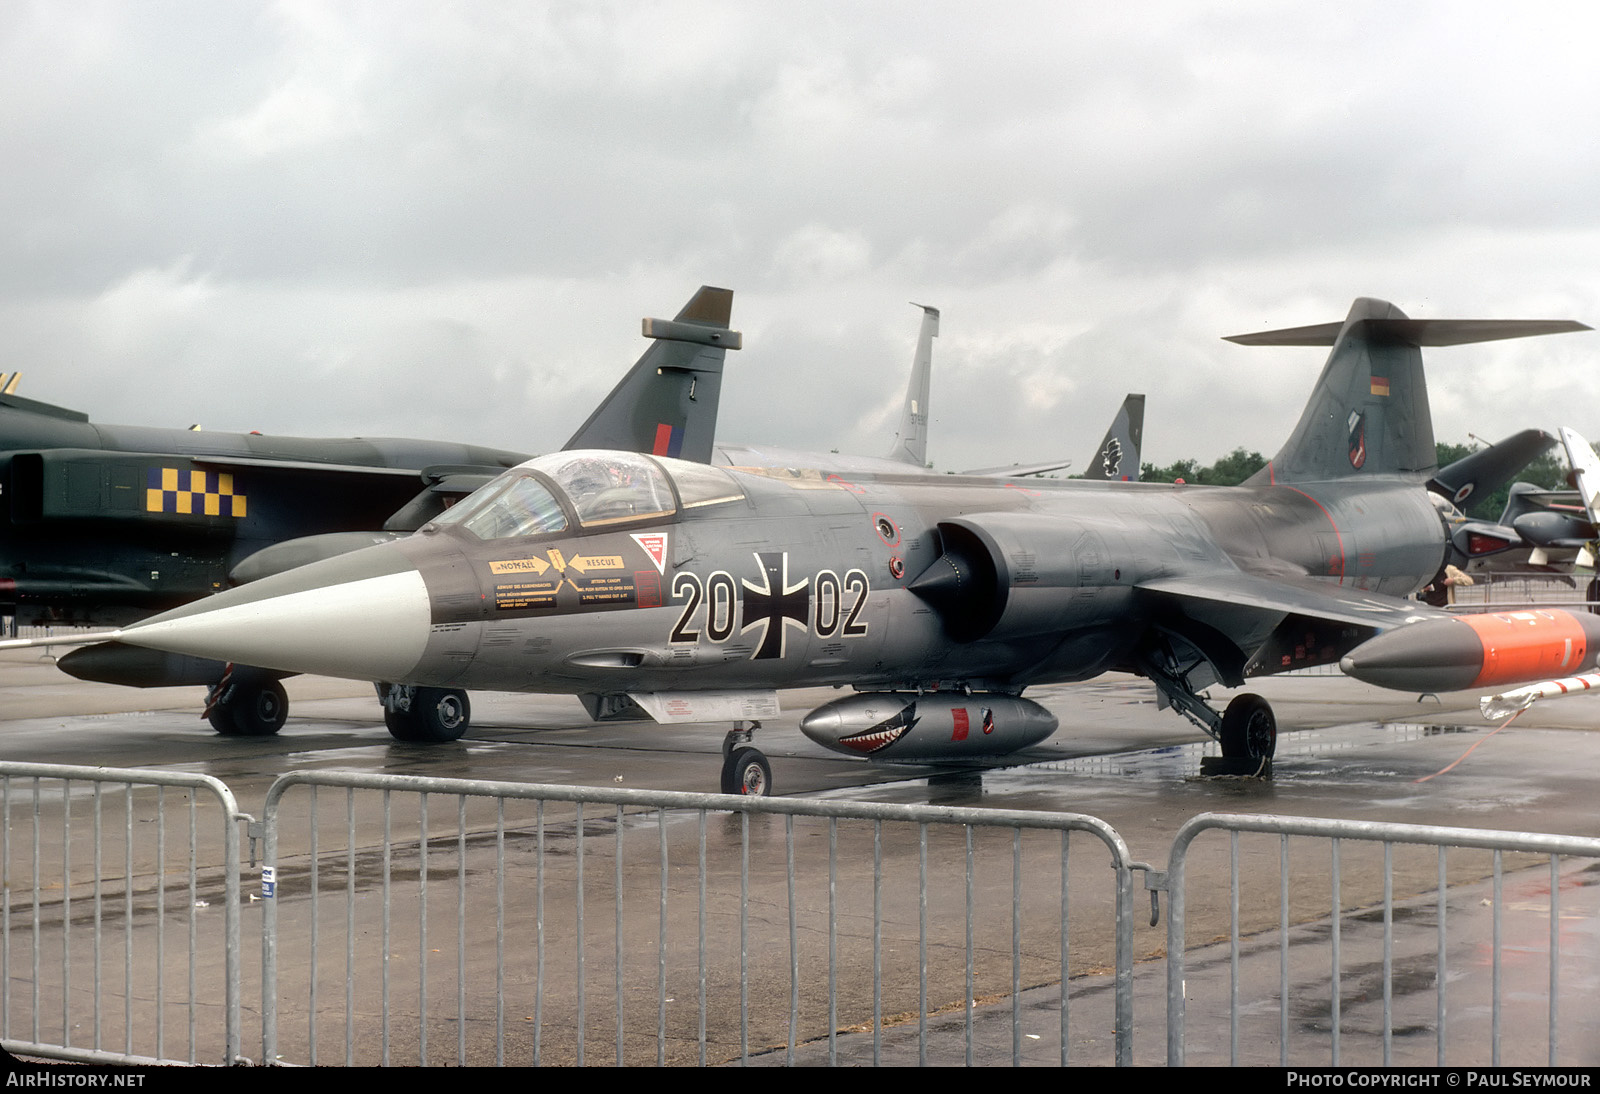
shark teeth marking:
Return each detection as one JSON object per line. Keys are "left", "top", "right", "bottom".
{"left": 838, "top": 724, "right": 908, "bottom": 754}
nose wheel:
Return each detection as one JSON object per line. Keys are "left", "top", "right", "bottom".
{"left": 720, "top": 721, "right": 772, "bottom": 796}
{"left": 379, "top": 684, "right": 472, "bottom": 742}
{"left": 204, "top": 668, "right": 289, "bottom": 737}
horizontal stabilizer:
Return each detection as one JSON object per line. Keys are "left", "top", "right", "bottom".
{"left": 1508, "top": 489, "right": 1582, "bottom": 510}
{"left": 641, "top": 316, "right": 742, "bottom": 349}
{"left": 1226, "top": 318, "right": 1590, "bottom": 348}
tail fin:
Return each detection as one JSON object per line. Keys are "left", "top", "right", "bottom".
{"left": 1428, "top": 428, "right": 1554, "bottom": 508}
{"left": 1558, "top": 427, "right": 1600, "bottom": 569}
{"left": 563, "top": 286, "right": 740, "bottom": 462}
{"left": 1081, "top": 393, "right": 1145, "bottom": 482}
{"left": 885, "top": 303, "right": 940, "bottom": 467}
{"left": 1233, "top": 297, "right": 1587, "bottom": 486}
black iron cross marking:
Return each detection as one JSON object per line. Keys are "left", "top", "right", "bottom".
{"left": 741, "top": 551, "right": 811, "bottom": 660}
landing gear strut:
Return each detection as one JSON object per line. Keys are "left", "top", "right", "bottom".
{"left": 720, "top": 721, "right": 772, "bottom": 796}
{"left": 379, "top": 683, "right": 471, "bottom": 743}
{"left": 1139, "top": 633, "right": 1276, "bottom": 775}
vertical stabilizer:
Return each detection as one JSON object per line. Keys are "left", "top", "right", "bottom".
{"left": 886, "top": 303, "right": 940, "bottom": 467}
{"left": 1082, "top": 393, "right": 1145, "bottom": 481}
{"left": 1558, "top": 426, "right": 1600, "bottom": 569}
{"left": 563, "top": 286, "right": 740, "bottom": 462}
{"left": 1232, "top": 298, "right": 1586, "bottom": 486}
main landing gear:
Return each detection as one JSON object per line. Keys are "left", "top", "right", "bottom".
{"left": 204, "top": 668, "right": 289, "bottom": 737}
{"left": 1140, "top": 635, "right": 1277, "bottom": 775}
{"left": 378, "top": 683, "right": 472, "bottom": 743}
{"left": 721, "top": 721, "right": 772, "bottom": 796}
{"left": 1210, "top": 692, "right": 1277, "bottom": 774}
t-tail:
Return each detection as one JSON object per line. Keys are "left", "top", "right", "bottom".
{"left": 1081, "top": 393, "right": 1144, "bottom": 482}
{"left": 885, "top": 303, "right": 940, "bottom": 467}
{"left": 563, "top": 286, "right": 740, "bottom": 462}
{"left": 1232, "top": 297, "right": 1588, "bottom": 487}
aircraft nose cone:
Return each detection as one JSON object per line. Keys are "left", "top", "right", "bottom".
{"left": 120, "top": 542, "right": 431, "bottom": 682}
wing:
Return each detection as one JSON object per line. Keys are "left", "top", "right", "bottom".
{"left": 1135, "top": 570, "right": 1443, "bottom": 681}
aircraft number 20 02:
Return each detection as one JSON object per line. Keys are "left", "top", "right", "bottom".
{"left": 669, "top": 557, "right": 870, "bottom": 657}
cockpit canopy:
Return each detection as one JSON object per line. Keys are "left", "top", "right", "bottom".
{"left": 429, "top": 450, "right": 744, "bottom": 541}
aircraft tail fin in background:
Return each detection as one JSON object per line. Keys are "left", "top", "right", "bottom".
{"left": 1234, "top": 298, "right": 1588, "bottom": 486}
{"left": 563, "top": 286, "right": 740, "bottom": 463}
{"left": 1558, "top": 426, "right": 1600, "bottom": 569}
{"left": 885, "top": 303, "right": 940, "bottom": 467}
{"left": 1081, "top": 393, "right": 1145, "bottom": 482}
{"left": 1427, "top": 428, "right": 1554, "bottom": 509}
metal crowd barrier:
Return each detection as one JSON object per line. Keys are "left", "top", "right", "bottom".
{"left": 256, "top": 772, "right": 1136, "bottom": 1066}
{"left": 2, "top": 759, "right": 1596, "bottom": 1068}
{"left": 0, "top": 762, "right": 247, "bottom": 1066}
{"left": 1159, "top": 812, "right": 1600, "bottom": 1067}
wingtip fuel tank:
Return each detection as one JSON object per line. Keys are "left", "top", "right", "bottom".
{"left": 1340, "top": 609, "right": 1600, "bottom": 692}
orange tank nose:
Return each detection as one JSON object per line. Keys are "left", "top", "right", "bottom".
{"left": 1341, "top": 609, "right": 1600, "bottom": 693}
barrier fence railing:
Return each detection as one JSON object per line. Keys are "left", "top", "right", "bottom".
{"left": 256, "top": 772, "right": 1137, "bottom": 1067}
{"left": 0, "top": 762, "right": 247, "bottom": 1066}
{"left": 1160, "top": 812, "right": 1600, "bottom": 1067}
{"left": 3, "top": 759, "right": 1596, "bottom": 1068}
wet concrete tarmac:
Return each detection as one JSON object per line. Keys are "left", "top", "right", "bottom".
{"left": 1, "top": 649, "right": 1596, "bottom": 1066}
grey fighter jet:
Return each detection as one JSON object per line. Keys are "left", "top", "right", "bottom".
{"left": 13, "top": 298, "right": 1587, "bottom": 795}
{"left": 37, "top": 285, "right": 741, "bottom": 733}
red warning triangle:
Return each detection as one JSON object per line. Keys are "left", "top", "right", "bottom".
{"left": 631, "top": 532, "right": 669, "bottom": 575}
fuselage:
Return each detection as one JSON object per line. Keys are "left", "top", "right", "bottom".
{"left": 120, "top": 451, "right": 1450, "bottom": 698}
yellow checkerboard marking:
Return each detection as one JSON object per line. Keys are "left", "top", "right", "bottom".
{"left": 145, "top": 467, "right": 246, "bottom": 518}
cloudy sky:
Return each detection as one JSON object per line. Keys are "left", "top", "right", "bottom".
{"left": 3, "top": 1, "right": 1600, "bottom": 474}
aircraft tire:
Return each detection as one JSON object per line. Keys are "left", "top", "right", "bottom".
{"left": 1200, "top": 754, "right": 1272, "bottom": 777}
{"left": 212, "top": 680, "right": 289, "bottom": 737}
{"left": 208, "top": 706, "right": 238, "bottom": 735}
{"left": 390, "top": 688, "right": 470, "bottom": 743}
{"left": 1219, "top": 693, "right": 1276, "bottom": 761}
{"left": 383, "top": 706, "right": 421, "bottom": 742}
{"left": 721, "top": 747, "right": 773, "bottom": 797}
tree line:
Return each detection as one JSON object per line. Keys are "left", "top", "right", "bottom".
{"left": 1135, "top": 443, "right": 1572, "bottom": 521}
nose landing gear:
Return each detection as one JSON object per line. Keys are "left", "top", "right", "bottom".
{"left": 720, "top": 721, "right": 772, "bottom": 796}
{"left": 379, "top": 683, "right": 472, "bottom": 742}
